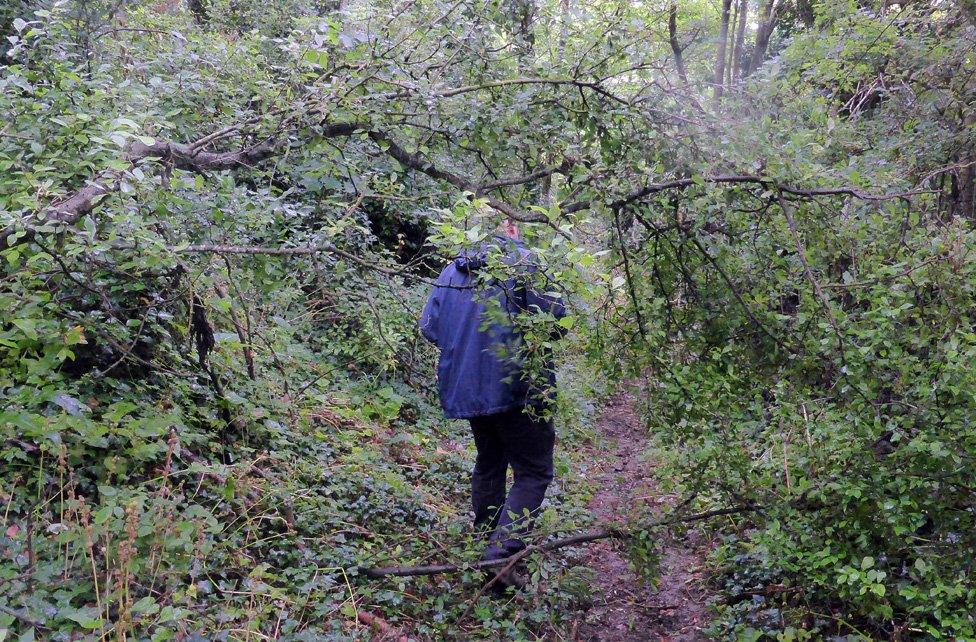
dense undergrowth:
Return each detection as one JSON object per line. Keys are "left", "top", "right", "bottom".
{"left": 4, "top": 0, "right": 976, "bottom": 639}
{"left": 0, "top": 4, "right": 618, "bottom": 639}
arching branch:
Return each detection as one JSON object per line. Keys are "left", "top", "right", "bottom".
{"left": 0, "top": 122, "right": 364, "bottom": 251}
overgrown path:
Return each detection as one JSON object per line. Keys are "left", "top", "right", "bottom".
{"left": 575, "top": 388, "right": 712, "bottom": 641}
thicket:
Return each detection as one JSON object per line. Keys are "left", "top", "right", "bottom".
{"left": 1, "top": 0, "right": 975, "bottom": 640}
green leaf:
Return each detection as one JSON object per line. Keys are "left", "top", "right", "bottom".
{"left": 11, "top": 318, "right": 37, "bottom": 340}
{"left": 132, "top": 596, "right": 160, "bottom": 615}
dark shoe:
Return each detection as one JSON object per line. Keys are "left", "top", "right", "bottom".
{"left": 484, "top": 563, "right": 527, "bottom": 597}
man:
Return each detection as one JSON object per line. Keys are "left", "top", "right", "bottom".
{"left": 419, "top": 219, "right": 566, "bottom": 591}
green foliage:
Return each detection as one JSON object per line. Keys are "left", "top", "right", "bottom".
{"left": 596, "top": 3, "right": 976, "bottom": 638}
{"left": 3, "top": 0, "right": 976, "bottom": 639}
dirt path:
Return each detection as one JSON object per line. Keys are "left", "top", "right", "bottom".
{"left": 574, "top": 388, "right": 713, "bottom": 642}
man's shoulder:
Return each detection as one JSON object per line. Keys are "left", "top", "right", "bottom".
{"left": 435, "top": 261, "right": 467, "bottom": 287}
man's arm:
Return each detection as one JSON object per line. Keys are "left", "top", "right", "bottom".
{"left": 419, "top": 285, "right": 442, "bottom": 346}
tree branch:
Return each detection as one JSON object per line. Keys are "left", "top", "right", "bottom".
{"left": 479, "top": 157, "right": 575, "bottom": 191}
{"left": 1, "top": 114, "right": 928, "bottom": 255}
{"left": 608, "top": 175, "right": 929, "bottom": 210}
{"left": 688, "top": 235, "right": 794, "bottom": 354}
{"left": 0, "top": 122, "right": 365, "bottom": 251}
{"left": 367, "top": 130, "right": 549, "bottom": 222}
{"left": 362, "top": 506, "right": 753, "bottom": 578}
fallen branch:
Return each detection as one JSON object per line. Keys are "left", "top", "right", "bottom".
{"left": 601, "top": 174, "right": 931, "bottom": 213}
{"left": 1, "top": 120, "right": 554, "bottom": 252}
{"left": 0, "top": 122, "right": 362, "bottom": 251}
{"left": 356, "top": 611, "right": 412, "bottom": 642}
{"left": 3, "top": 100, "right": 929, "bottom": 254}
{"left": 367, "top": 130, "right": 548, "bottom": 223}
{"left": 362, "top": 506, "right": 753, "bottom": 578}
{"left": 688, "top": 235, "right": 794, "bottom": 354}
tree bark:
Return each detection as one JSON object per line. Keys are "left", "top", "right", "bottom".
{"left": 668, "top": 2, "right": 689, "bottom": 83}
{"left": 726, "top": 0, "right": 739, "bottom": 88}
{"left": 713, "top": 0, "right": 734, "bottom": 101}
{"left": 732, "top": 0, "right": 749, "bottom": 81}
{"left": 748, "top": 0, "right": 779, "bottom": 77}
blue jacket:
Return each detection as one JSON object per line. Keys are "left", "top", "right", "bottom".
{"left": 419, "top": 237, "right": 566, "bottom": 419}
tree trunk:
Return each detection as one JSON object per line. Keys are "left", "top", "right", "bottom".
{"left": 748, "top": 0, "right": 778, "bottom": 77}
{"left": 957, "top": 163, "right": 975, "bottom": 220}
{"left": 713, "top": 0, "right": 734, "bottom": 101}
{"left": 186, "top": 0, "right": 208, "bottom": 24}
{"left": 797, "top": 0, "right": 815, "bottom": 27}
{"left": 732, "top": 0, "right": 749, "bottom": 81}
{"left": 956, "top": 113, "right": 976, "bottom": 220}
{"left": 668, "top": 2, "right": 688, "bottom": 83}
{"left": 726, "top": 0, "right": 738, "bottom": 88}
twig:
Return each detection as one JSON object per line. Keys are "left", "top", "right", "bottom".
{"left": 459, "top": 551, "right": 527, "bottom": 621}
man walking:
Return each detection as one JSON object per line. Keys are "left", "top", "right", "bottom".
{"left": 419, "top": 219, "right": 565, "bottom": 591}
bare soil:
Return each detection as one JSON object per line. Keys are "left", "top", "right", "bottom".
{"left": 574, "top": 388, "right": 713, "bottom": 642}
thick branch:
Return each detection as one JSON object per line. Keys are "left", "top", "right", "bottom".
{"left": 367, "top": 130, "right": 548, "bottom": 222}
{"left": 776, "top": 190, "right": 838, "bottom": 329}
{"left": 3, "top": 114, "right": 926, "bottom": 255}
{"left": 559, "top": 174, "right": 926, "bottom": 217}
{"left": 0, "top": 122, "right": 365, "bottom": 251}
{"left": 126, "top": 137, "right": 280, "bottom": 171}
{"left": 479, "top": 157, "right": 575, "bottom": 191}
{"left": 385, "top": 77, "right": 629, "bottom": 105}
{"left": 689, "top": 236, "right": 793, "bottom": 354}
{"left": 362, "top": 506, "right": 753, "bottom": 578}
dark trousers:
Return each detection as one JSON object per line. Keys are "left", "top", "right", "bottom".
{"left": 468, "top": 406, "right": 555, "bottom": 561}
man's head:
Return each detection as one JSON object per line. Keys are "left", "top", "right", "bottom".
{"left": 499, "top": 218, "right": 520, "bottom": 239}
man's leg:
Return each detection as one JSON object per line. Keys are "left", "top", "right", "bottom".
{"left": 484, "top": 407, "right": 555, "bottom": 560}
{"left": 469, "top": 415, "right": 508, "bottom": 537}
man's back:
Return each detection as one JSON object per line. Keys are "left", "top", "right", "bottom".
{"left": 419, "top": 236, "right": 540, "bottom": 418}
